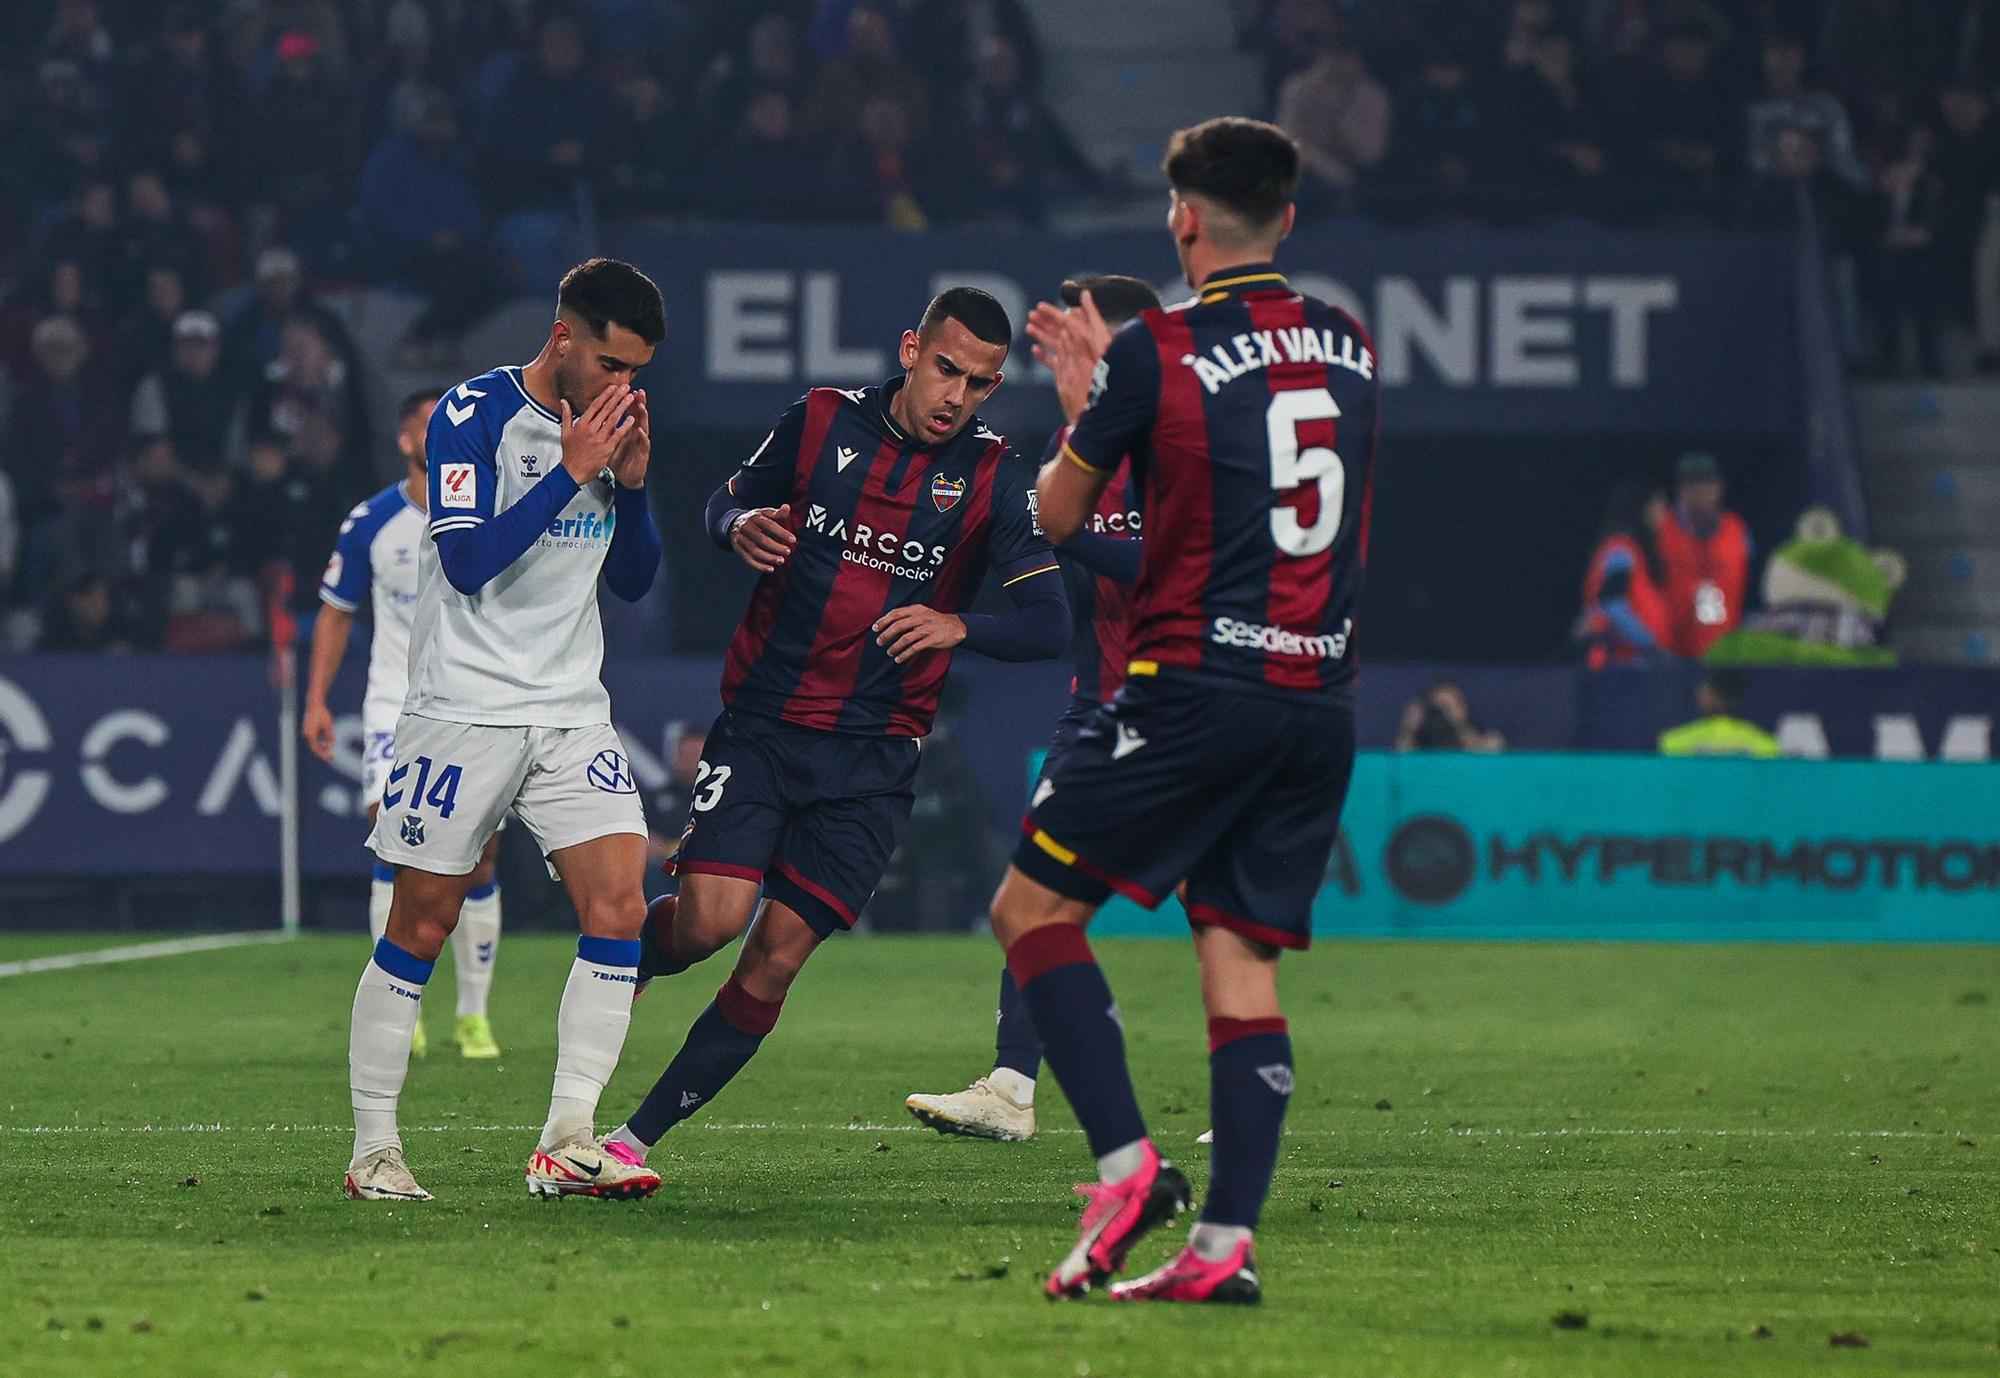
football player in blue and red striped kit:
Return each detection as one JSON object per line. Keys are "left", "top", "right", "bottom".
{"left": 904, "top": 273, "right": 1162, "bottom": 1144}
{"left": 599, "top": 288, "right": 1069, "bottom": 1169}
{"left": 993, "top": 117, "right": 1382, "bottom": 1303}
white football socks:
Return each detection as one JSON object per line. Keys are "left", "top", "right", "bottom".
{"left": 1190, "top": 1222, "right": 1254, "bottom": 1262}
{"left": 987, "top": 1067, "right": 1035, "bottom": 1106}
{"left": 367, "top": 875, "right": 393, "bottom": 943}
{"left": 540, "top": 938, "right": 640, "bottom": 1149}
{"left": 453, "top": 885, "right": 501, "bottom": 1018}
{"left": 349, "top": 943, "right": 429, "bottom": 1163}
{"left": 1097, "top": 1139, "right": 1148, "bottom": 1184}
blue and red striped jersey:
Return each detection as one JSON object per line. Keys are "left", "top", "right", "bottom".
{"left": 1063, "top": 263, "right": 1380, "bottom": 702}
{"left": 1044, "top": 424, "right": 1141, "bottom": 704}
{"left": 721, "top": 381, "right": 1059, "bottom": 737}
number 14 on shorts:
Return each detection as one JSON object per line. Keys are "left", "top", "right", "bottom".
{"left": 383, "top": 753, "right": 465, "bottom": 818}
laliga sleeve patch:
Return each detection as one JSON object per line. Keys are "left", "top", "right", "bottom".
{"left": 439, "top": 463, "right": 477, "bottom": 509}
{"left": 322, "top": 552, "right": 344, "bottom": 587}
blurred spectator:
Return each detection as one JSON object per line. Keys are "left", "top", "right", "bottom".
{"left": 109, "top": 262, "right": 187, "bottom": 395}
{"left": 23, "top": 55, "right": 117, "bottom": 207}
{"left": 356, "top": 1, "right": 438, "bottom": 150}
{"left": 1277, "top": 34, "right": 1391, "bottom": 207}
{"left": 1863, "top": 123, "right": 1947, "bottom": 376}
{"left": 358, "top": 93, "right": 504, "bottom": 364}
{"left": 1747, "top": 29, "right": 1869, "bottom": 191}
{"left": 646, "top": 723, "right": 708, "bottom": 870}
{"left": 1255, "top": 0, "right": 1348, "bottom": 105}
{"left": 129, "top": 310, "right": 238, "bottom": 486}
{"left": 238, "top": 315, "right": 368, "bottom": 481}
{"left": 220, "top": 424, "right": 351, "bottom": 609}
{"left": 1658, "top": 669, "right": 1780, "bottom": 756}
{"left": 1579, "top": 480, "right": 1671, "bottom": 667}
{"left": 1629, "top": 23, "right": 1737, "bottom": 207}
{"left": 961, "top": 35, "right": 1103, "bottom": 226}
{"left": 805, "top": 5, "right": 929, "bottom": 148}
{"left": 1386, "top": 45, "right": 1491, "bottom": 210}
{"left": 826, "top": 96, "right": 940, "bottom": 229}
{"left": 697, "top": 13, "right": 806, "bottom": 144}
{"left": 0, "top": 258, "right": 111, "bottom": 381}
{"left": 602, "top": 67, "right": 692, "bottom": 219}
{"left": 1502, "top": 0, "right": 1561, "bottom": 70}
{"left": 37, "top": 564, "right": 153, "bottom": 651}
{"left": 6, "top": 315, "right": 122, "bottom": 517}
{"left": 117, "top": 434, "right": 222, "bottom": 588}
{"left": 901, "top": 0, "right": 1044, "bottom": 105}
{"left": 1397, "top": 681, "right": 1506, "bottom": 751}
{"left": 32, "top": 178, "right": 122, "bottom": 305}
{"left": 221, "top": 247, "right": 361, "bottom": 401}
{"left": 479, "top": 15, "right": 603, "bottom": 218}
{"left": 113, "top": 167, "right": 207, "bottom": 303}
{"left": 249, "top": 30, "right": 355, "bottom": 247}
{"left": 703, "top": 91, "right": 820, "bottom": 222}
{"left": 121, "top": 5, "right": 246, "bottom": 209}
{"left": 1503, "top": 26, "right": 1614, "bottom": 193}
{"left": 1657, "top": 451, "right": 1752, "bottom": 656}
{"left": 1933, "top": 82, "right": 2000, "bottom": 370}
{"left": 1819, "top": 0, "right": 1949, "bottom": 109}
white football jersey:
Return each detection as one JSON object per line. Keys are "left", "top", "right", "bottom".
{"left": 405, "top": 366, "right": 619, "bottom": 728}
{"left": 319, "top": 481, "right": 425, "bottom": 730}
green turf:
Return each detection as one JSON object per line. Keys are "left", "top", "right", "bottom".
{"left": 1, "top": 934, "right": 1995, "bottom": 1377}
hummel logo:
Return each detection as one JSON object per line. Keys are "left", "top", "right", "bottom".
{"left": 1112, "top": 723, "right": 1147, "bottom": 760}
{"left": 1257, "top": 1064, "right": 1295, "bottom": 1095}
{"left": 680, "top": 1091, "right": 702, "bottom": 1110}
{"left": 836, "top": 446, "right": 861, "bottom": 472}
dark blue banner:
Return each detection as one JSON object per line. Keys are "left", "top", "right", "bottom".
{"left": 1, "top": 657, "right": 1992, "bottom": 878}
{"left": 603, "top": 222, "right": 1796, "bottom": 439}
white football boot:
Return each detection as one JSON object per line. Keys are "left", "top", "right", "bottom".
{"left": 343, "top": 1146, "right": 432, "bottom": 1201}
{"left": 526, "top": 1134, "right": 662, "bottom": 1200}
{"left": 905, "top": 1076, "right": 1037, "bottom": 1142}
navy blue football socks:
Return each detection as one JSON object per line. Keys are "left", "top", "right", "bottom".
{"left": 627, "top": 975, "right": 784, "bottom": 1146}
{"left": 1202, "top": 1016, "right": 1293, "bottom": 1228}
{"left": 1006, "top": 924, "right": 1145, "bottom": 1158}
{"left": 992, "top": 967, "right": 1043, "bottom": 1080}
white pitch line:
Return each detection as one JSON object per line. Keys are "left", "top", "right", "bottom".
{"left": 0, "top": 931, "right": 293, "bottom": 979}
{"left": 0, "top": 1122, "right": 1977, "bottom": 1141}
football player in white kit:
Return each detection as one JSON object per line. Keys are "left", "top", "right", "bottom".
{"left": 342, "top": 259, "right": 666, "bottom": 1203}
{"left": 305, "top": 389, "right": 504, "bottom": 1063}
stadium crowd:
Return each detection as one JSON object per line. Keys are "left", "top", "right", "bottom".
{"left": 0, "top": 0, "right": 1994, "bottom": 655}
{"left": 1252, "top": 0, "right": 2000, "bottom": 376}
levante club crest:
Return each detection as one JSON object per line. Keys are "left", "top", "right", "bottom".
{"left": 930, "top": 473, "right": 967, "bottom": 513}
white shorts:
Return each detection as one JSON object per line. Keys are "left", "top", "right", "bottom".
{"left": 359, "top": 722, "right": 398, "bottom": 813}
{"left": 367, "top": 715, "right": 646, "bottom": 876}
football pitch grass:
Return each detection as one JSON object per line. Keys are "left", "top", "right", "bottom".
{"left": 1, "top": 933, "right": 1995, "bottom": 1377}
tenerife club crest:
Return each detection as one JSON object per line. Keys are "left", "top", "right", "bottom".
{"left": 930, "top": 473, "right": 967, "bottom": 514}
{"left": 401, "top": 814, "right": 426, "bottom": 846}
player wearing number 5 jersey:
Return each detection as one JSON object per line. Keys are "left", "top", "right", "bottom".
{"left": 992, "top": 118, "right": 1381, "bottom": 1303}
{"left": 343, "top": 259, "right": 667, "bottom": 1205}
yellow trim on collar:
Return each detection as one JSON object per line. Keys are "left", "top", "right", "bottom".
{"left": 1201, "top": 272, "right": 1289, "bottom": 292}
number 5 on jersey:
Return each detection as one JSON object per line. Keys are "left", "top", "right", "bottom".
{"left": 1267, "top": 388, "right": 1344, "bottom": 558}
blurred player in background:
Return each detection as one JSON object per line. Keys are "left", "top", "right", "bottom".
{"left": 994, "top": 117, "right": 1381, "bottom": 1302}
{"left": 597, "top": 288, "right": 1068, "bottom": 1171}
{"left": 342, "top": 259, "right": 664, "bottom": 1203}
{"left": 305, "top": 389, "right": 503, "bottom": 1062}
{"left": 905, "top": 273, "right": 1160, "bottom": 1143}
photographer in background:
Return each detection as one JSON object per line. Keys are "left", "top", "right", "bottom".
{"left": 1397, "top": 680, "right": 1507, "bottom": 752}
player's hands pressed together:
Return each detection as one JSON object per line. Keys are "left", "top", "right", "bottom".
{"left": 558, "top": 382, "right": 638, "bottom": 484}
{"left": 874, "top": 605, "right": 966, "bottom": 664}
{"left": 1027, "top": 289, "right": 1115, "bottom": 424}
{"left": 731, "top": 505, "right": 796, "bottom": 573}
{"left": 609, "top": 388, "right": 651, "bottom": 489}
{"left": 302, "top": 699, "right": 336, "bottom": 762}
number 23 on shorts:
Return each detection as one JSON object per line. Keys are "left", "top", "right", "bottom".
{"left": 383, "top": 754, "right": 465, "bottom": 818}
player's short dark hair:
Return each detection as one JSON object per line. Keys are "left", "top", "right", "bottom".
{"left": 917, "top": 286, "right": 1012, "bottom": 347}
{"left": 1059, "top": 275, "right": 1162, "bottom": 327}
{"left": 557, "top": 258, "right": 665, "bottom": 345}
{"left": 1162, "top": 117, "right": 1301, "bottom": 230}
{"left": 398, "top": 388, "right": 441, "bottom": 422}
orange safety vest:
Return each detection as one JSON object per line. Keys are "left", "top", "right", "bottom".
{"left": 1583, "top": 534, "right": 1671, "bottom": 669}
{"left": 1656, "top": 508, "right": 1751, "bottom": 658}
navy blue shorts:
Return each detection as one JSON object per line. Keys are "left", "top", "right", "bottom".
{"left": 1013, "top": 675, "right": 1355, "bottom": 951}
{"left": 671, "top": 711, "right": 920, "bottom": 938}
{"left": 1034, "top": 697, "right": 1101, "bottom": 791}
